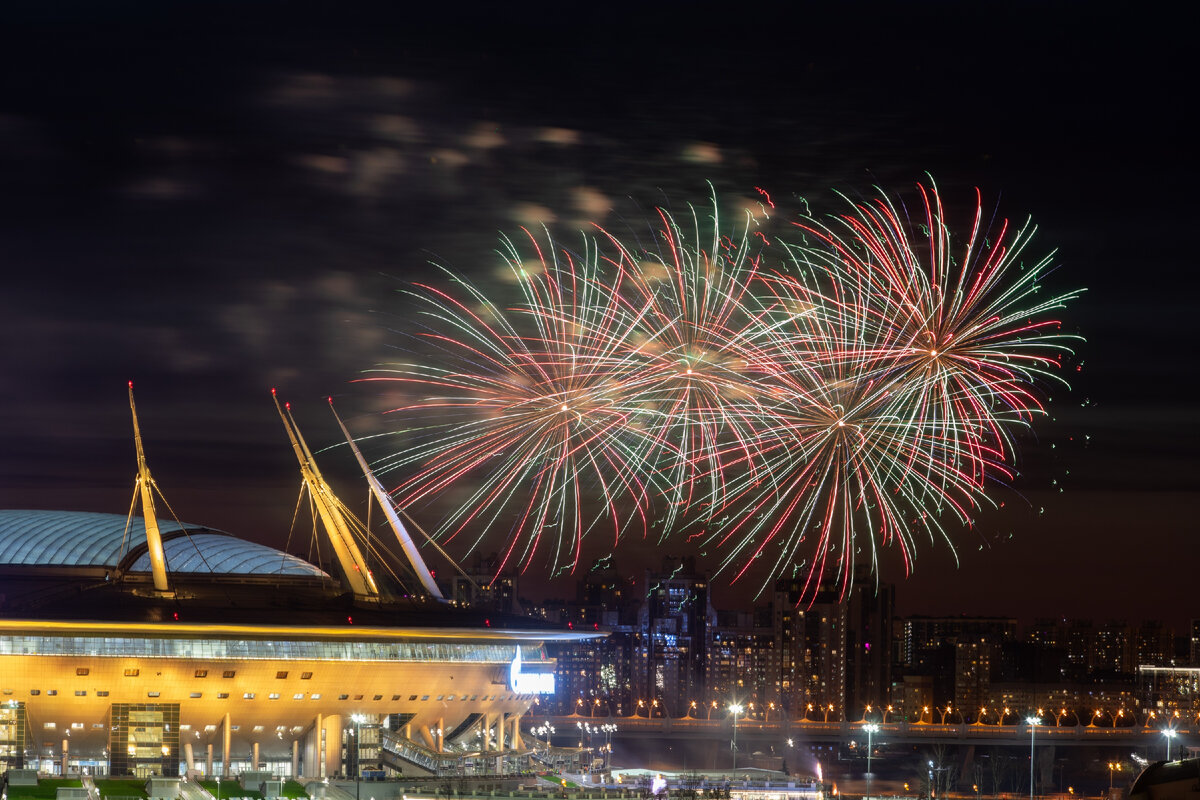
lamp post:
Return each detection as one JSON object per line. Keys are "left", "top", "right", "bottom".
{"left": 1026, "top": 714, "right": 1040, "bottom": 800}
{"left": 1163, "top": 728, "right": 1177, "bottom": 761}
{"left": 351, "top": 713, "right": 367, "bottom": 800}
{"left": 1108, "top": 762, "right": 1120, "bottom": 793}
{"left": 863, "top": 723, "right": 879, "bottom": 800}
{"left": 216, "top": 776, "right": 221, "bottom": 800}
{"left": 729, "top": 703, "right": 744, "bottom": 771}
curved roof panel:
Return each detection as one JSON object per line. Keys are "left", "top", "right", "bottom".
{"left": 130, "top": 533, "right": 327, "bottom": 576}
{"left": 0, "top": 509, "right": 326, "bottom": 578}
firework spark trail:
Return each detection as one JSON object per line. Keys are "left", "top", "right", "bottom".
{"left": 365, "top": 233, "right": 665, "bottom": 576}
{"left": 590, "top": 197, "right": 783, "bottom": 529}
{"left": 365, "top": 180, "right": 1081, "bottom": 597}
{"left": 792, "top": 179, "right": 1083, "bottom": 501}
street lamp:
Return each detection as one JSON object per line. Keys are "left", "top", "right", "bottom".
{"left": 1108, "top": 762, "right": 1121, "bottom": 793}
{"left": 863, "top": 723, "right": 879, "bottom": 800}
{"left": 1026, "top": 714, "right": 1040, "bottom": 800}
{"left": 1163, "top": 728, "right": 1177, "bottom": 761}
{"left": 351, "top": 713, "right": 367, "bottom": 800}
{"left": 729, "top": 703, "right": 744, "bottom": 771}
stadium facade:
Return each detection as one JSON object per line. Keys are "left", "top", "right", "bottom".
{"left": 0, "top": 395, "right": 592, "bottom": 780}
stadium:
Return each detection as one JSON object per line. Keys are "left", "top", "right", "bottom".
{"left": 0, "top": 393, "right": 590, "bottom": 780}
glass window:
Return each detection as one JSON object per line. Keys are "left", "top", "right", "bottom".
{"left": 338, "top": 694, "right": 348, "bottom": 700}
{"left": 301, "top": 672, "right": 313, "bottom": 679}
{"left": 190, "top": 692, "right": 202, "bottom": 699}
{"left": 195, "top": 670, "right": 208, "bottom": 678}
{"left": 124, "top": 669, "right": 139, "bottom": 677}
{"left": 243, "top": 692, "right": 255, "bottom": 699}
{"left": 217, "top": 693, "right": 229, "bottom": 699}
{"left": 223, "top": 670, "right": 236, "bottom": 678}
{"left": 76, "top": 668, "right": 89, "bottom": 676}
{"left": 75, "top": 690, "right": 87, "bottom": 696}
{"left": 276, "top": 671, "right": 288, "bottom": 679}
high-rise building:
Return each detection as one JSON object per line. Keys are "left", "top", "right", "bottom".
{"left": 632, "top": 557, "right": 714, "bottom": 718}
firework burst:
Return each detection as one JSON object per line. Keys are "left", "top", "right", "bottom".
{"left": 365, "top": 181, "right": 1081, "bottom": 597}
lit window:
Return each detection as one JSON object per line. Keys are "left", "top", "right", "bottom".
{"left": 421, "top": 695, "right": 429, "bottom": 701}
{"left": 124, "top": 669, "right": 139, "bottom": 677}
{"left": 190, "top": 692, "right": 202, "bottom": 699}
{"left": 268, "top": 693, "right": 280, "bottom": 700}
{"left": 148, "top": 691, "right": 160, "bottom": 698}
{"left": 47, "top": 690, "right": 57, "bottom": 696}
{"left": 293, "top": 693, "right": 305, "bottom": 700}
{"left": 71, "top": 722, "right": 83, "bottom": 730}
{"left": 217, "top": 693, "right": 229, "bottom": 699}
{"left": 243, "top": 692, "right": 255, "bottom": 700}
{"left": 252, "top": 725, "right": 264, "bottom": 733}
{"left": 311, "top": 694, "right": 321, "bottom": 700}
{"left": 75, "top": 690, "right": 87, "bottom": 697}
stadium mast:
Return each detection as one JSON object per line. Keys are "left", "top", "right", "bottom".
{"left": 327, "top": 398, "right": 446, "bottom": 601}
{"left": 273, "top": 390, "right": 379, "bottom": 599}
{"left": 127, "top": 382, "right": 172, "bottom": 595}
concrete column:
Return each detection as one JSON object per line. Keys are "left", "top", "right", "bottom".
{"left": 497, "top": 713, "right": 507, "bottom": 751}
{"left": 292, "top": 740, "right": 299, "bottom": 780}
{"left": 419, "top": 725, "right": 435, "bottom": 750}
{"left": 510, "top": 715, "right": 522, "bottom": 750}
{"left": 222, "top": 713, "right": 231, "bottom": 777}
{"left": 206, "top": 743, "right": 213, "bottom": 776}
{"left": 437, "top": 717, "right": 444, "bottom": 753}
{"left": 62, "top": 738, "right": 69, "bottom": 776}
{"left": 185, "top": 742, "right": 195, "bottom": 774}
{"left": 252, "top": 741, "right": 259, "bottom": 771}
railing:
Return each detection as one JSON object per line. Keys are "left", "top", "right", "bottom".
{"left": 533, "top": 715, "right": 1190, "bottom": 745}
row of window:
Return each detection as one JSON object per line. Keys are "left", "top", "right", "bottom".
{"left": 85, "top": 668, "right": 315, "bottom": 679}
{"left": 3, "top": 635, "right": 548, "bottom": 664}
{"left": 22, "top": 689, "right": 523, "bottom": 702}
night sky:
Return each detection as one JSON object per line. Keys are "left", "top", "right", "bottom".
{"left": 0, "top": 3, "right": 1194, "bottom": 626}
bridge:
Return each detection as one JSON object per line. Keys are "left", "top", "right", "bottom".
{"left": 535, "top": 715, "right": 1194, "bottom": 749}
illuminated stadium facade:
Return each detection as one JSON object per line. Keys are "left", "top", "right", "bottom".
{"left": 0, "top": 393, "right": 591, "bottom": 779}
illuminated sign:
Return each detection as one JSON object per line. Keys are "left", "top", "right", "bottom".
{"left": 509, "top": 648, "right": 556, "bottom": 695}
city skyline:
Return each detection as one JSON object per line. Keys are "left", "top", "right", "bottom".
{"left": 0, "top": 6, "right": 1194, "bottom": 625}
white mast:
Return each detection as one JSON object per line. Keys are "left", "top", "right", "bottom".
{"left": 128, "top": 382, "right": 171, "bottom": 594}
{"left": 328, "top": 398, "right": 446, "bottom": 601}
{"left": 273, "top": 390, "right": 379, "bottom": 599}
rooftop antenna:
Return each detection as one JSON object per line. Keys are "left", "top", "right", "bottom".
{"left": 328, "top": 398, "right": 446, "bottom": 601}
{"left": 127, "top": 382, "right": 172, "bottom": 595}
{"left": 273, "top": 389, "right": 379, "bottom": 599}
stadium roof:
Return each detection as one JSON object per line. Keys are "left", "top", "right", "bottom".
{"left": 0, "top": 509, "right": 328, "bottom": 577}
